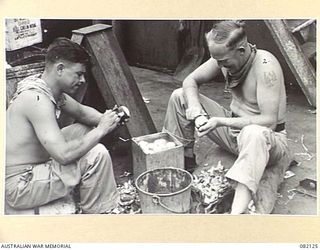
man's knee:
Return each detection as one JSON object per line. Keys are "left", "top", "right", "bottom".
{"left": 91, "top": 143, "right": 111, "bottom": 159}
{"left": 169, "top": 88, "right": 184, "bottom": 104}
{"left": 78, "top": 143, "right": 113, "bottom": 176}
{"left": 62, "top": 123, "right": 92, "bottom": 141}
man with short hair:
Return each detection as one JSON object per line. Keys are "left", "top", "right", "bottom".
{"left": 163, "top": 20, "right": 289, "bottom": 214}
{"left": 6, "top": 37, "right": 120, "bottom": 214}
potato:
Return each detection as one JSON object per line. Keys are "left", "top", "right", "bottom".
{"left": 154, "top": 138, "right": 168, "bottom": 146}
{"left": 166, "top": 141, "right": 176, "bottom": 149}
{"left": 195, "top": 115, "right": 209, "bottom": 129}
{"left": 138, "top": 140, "right": 148, "bottom": 148}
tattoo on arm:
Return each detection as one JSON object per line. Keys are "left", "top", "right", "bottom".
{"left": 264, "top": 71, "right": 277, "bottom": 88}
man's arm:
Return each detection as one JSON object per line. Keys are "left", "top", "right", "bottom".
{"left": 23, "top": 91, "right": 119, "bottom": 165}
{"left": 60, "top": 94, "right": 102, "bottom": 126}
{"left": 183, "top": 57, "right": 221, "bottom": 120}
{"left": 198, "top": 54, "right": 282, "bottom": 136}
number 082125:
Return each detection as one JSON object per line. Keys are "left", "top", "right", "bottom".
{"left": 300, "top": 244, "right": 319, "bottom": 248}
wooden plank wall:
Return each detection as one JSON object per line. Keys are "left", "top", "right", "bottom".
{"left": 124, "top": 20, "right": 180, "bottom": 71}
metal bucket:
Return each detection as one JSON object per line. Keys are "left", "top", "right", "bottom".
{"left": 135, "top": 167, "right": 193, "bottom": 214}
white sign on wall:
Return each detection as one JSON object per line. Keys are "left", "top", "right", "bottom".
{"left": 5, "top": 19, "right": 43, "bottom": 51}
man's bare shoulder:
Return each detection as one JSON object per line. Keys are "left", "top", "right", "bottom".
{"left": 254, "top": 50, "right": 284, "bottom": 92}
{"left": 254, "top": 49, "right": 282, "bottom": 69}
{"left": 10, "top": 90, "right": 55, "bottom": 115}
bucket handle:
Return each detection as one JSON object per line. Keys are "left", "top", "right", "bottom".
{"left": 152, "top": 195, "right": 189, "bottom": 214}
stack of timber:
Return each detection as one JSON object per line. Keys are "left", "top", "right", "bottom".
{"left": 6, "top": 61, "right": 45, "bottom": 108}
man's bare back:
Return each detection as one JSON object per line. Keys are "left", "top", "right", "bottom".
{"left": 6, "top": 91, "right": 52, "bottom": 166}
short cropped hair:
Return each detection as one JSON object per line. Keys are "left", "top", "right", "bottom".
{"left": 45, "top": 37, "right": 91, "bottom": 66}
{"left": 206, "top": 20, "right": 247, "bottom": 50}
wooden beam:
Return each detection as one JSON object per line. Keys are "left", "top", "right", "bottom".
{"left": 291, "top": 19, "right": 316, "bottom": 33}
{"left": 265, "top": 20, "right": 316, "bottom": 107}
{"left": 72, "top": 24, "right": 157, "bottom": 137}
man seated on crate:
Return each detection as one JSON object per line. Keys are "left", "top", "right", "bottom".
{"left": 6, "top": 37, "right": 121, "bottom": 214}
{"left": 163, "top": 20, "right": 289, "bottom": 214}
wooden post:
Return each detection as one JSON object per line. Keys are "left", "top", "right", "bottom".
{"left": 72, "top": 24, "right": 157, "bottom": 137}
{"left": 265, "top": 20, "right": 316, "bottom": 107}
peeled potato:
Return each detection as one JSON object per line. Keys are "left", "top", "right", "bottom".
{"left": 139, "top": 137, "right": 177, "bottom": 154}
{"left": 144, "top": 149, "right": 153, "bottom": 154}
{"left": 139, "top": 140, "right": 148, "bottom": 148}
{"left": 147, "top": 142, "right": 155, "bottom": 150}
{"left": 195, "top": 115, "right": 209, "bottom": 129}
{"left": 166, "top": 141, "right": 176, "bottom": 149}
{"left": 154, "top": 138, "right": 168, "bottom": 146}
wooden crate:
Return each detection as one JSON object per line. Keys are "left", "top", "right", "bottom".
{"left": 132, "top": 132, "right": 184, "bottom": 180}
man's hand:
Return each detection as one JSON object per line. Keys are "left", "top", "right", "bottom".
{"left": 97, "top": 110, "right": 120, "bottom": 135}
{"left": 196, "top": 117, "right": 219, "bottom": 137}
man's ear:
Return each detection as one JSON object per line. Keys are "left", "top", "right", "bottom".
{"left": 238, "top": 46, "right": 246, "bottom": 54}
{"left": 56, "top": 63, "right": 64, "bottom": 76}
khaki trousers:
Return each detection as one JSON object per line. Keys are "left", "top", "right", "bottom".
{"left": 5, "top": 123, "right": 119, "bottom": 214}
{"left": 163, "top": 88, "right": 289, "bottom": 193}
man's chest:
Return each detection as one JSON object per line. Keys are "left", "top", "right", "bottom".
{"left": 230, "top": 73, "right": 258, "bottom": 105}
